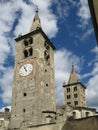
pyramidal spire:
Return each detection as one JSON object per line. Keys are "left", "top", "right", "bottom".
{"left": 68, "top": 65, "right": 80, "bottom": 84}
{"left": 30, "top": 6, "right": 41, "bottom": 32}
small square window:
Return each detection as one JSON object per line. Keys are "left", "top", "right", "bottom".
{"left": 45, "top": 69, "right": 47, "bottom": 72}
{"left": 46, "top": 84, "right": 48, "bottom": 87}
{"left": 23, "top": 93, "right": 27, "bottom": 97}
{"left": 23, "top": 109, "right": 25, "bottom": 112}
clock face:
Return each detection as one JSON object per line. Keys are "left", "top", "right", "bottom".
{"left": 19, "top": 64, "right": 33, "bottom": 76}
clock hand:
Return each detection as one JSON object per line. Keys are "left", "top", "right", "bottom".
{"left": 24, "top": 66, "right": 27, "bottom": 72}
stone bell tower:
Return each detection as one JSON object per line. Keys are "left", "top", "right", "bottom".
{"left": 63, "top": 65, "right": 87, "bottom": 108}
{"left": 9, "top": 10, "right": 56, "bottom": 129}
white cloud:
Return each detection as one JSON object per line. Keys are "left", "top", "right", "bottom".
{"left": 79, "top": 47, "right": 98, "bottom": 111}
{"left": 52, "top": 0, "right": 71, "bottom": 21}
{"left": 81, "top": 28, "right": 94, "bottom": 40}
{"left": 0, "top": 67, "right": 14, "bottom": 104}
{"left": 77, "top": 0, "right": 91, "bottom": 28}
{"left": 91, "top": 47, "right": 98, "bottom": 61}
{"left": 68, "top": 0, "right": 77, "bottom": 6}
{"left": 86, "top": 47, "right": 98, "bottom": 110}
{"left": 14, "top": 0, "right": 58, "bottom": 37}
{"left": 86, "top": 74, "right": 98, "bottom": 107}
{"left": 54, "top": 49, "right": 81, "bottom": 105}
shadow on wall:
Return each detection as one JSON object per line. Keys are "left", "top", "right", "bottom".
{"left": 62, "top": 116, "right": 98, "bottom": 130}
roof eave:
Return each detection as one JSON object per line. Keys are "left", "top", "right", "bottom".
{"left": 63, "top": 82, "right": 86, "bottom": 89}
{"left": 15, "top": 28, "right": 56, "bottom": 50}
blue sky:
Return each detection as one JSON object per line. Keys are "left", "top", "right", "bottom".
{"left": 0, "top": 0, "right": 98, "bottom": 111}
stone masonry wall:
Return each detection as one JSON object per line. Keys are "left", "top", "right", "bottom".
{"left": 62, "top": 116, "right": 98, "bottom": 130}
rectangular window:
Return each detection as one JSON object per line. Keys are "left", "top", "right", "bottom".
{"left": 74, "top": 86, "right": 77, "bottom": 91}
{"left": 67, "top": 95, "right": 71, "bottom": 99}
{"left": 67, "top": 88, "right": 70, "bottom": 92}
{"left": 74, "top": 94, "right": 78, "bottom": 98}
{"left": 74, "top": 101, "right": 78, "bottom": 106}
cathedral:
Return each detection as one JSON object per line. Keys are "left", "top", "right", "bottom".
{"left": 0, "top": 10, "right": 98, "bottom": 130}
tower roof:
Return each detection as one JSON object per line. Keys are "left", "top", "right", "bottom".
{"left": 68, "top": 65, "right": 80, "bottom": 84}
{"left": 30, "top": 8, "right": 41, "bottom": 32}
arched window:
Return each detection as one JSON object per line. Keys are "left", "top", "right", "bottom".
{"left": 29, "top": 37, "right": 33, "bottom": 44}
{"left": 24, "top": 40, "right": 28, "bottom": 46}
{"left": 44, "top": 41, "right": 50, "bottom": 50}
{"left": 46, "top": 44, "right": 49, "bottom": 50}
{"left": 23, "top": 38, "right": 33, "bottom": 58}
{"left": 86, "top": 112, "right": 89, "bottom": 117}
{"left": 29, "top": 48, "right": 33, "bottom": 56}
{"left": 24, "top": 50, "right": 28, "bottom": 58}
{"left": 73, "top": 111, "right": 76, "bottom": 119}
{"left": 24, "top": 48, "right": 33, "bottom": 58}
{"left": 44, "top": 50, "right": 50, "bottom": 60}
